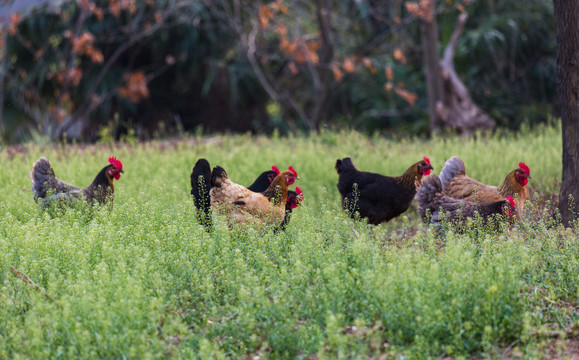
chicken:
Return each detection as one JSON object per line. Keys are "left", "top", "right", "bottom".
{"left": 417, "top": 174, "right": 516, "bottom": 226}
{"left": 244, "top": 166, "right": 304, "bottom": 231}
{"left": 247, "top": 166, "right": 281, "bottom": 192}
{"left": 335, "top": 157, "right": 433, "bottom": 225}
{"left": 30, "top": 156, "right": 124, "bottom": 207}
{"left": 209, "top": 165, "right": 299, "bottom": 228}
{"left": 439, "top": 157, "right": 530, "bottom": 212}
{"left": 277, "top": 186, "right": 304, "bottom": 232}
{"left": 191, "top": 158, "right": 212, "bottom": 227}
{"left": 191, "top": 159, "right": 300, "bottom": 229}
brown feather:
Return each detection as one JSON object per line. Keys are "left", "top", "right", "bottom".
{"left": 440, "top": 157, "right": 529, "bottom": 213}
{"left": 209, "top": 168, "right": 295, "bottom": 227}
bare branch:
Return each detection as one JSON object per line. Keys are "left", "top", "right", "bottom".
{"left": 10, "top": 266, "right": 54, "bottom": 302}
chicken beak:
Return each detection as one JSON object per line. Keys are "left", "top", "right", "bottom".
{"left": 427, "top": 165, "right": 434, "bottom": 170}
{"left": 119, "top": 169, "right": 124, "bottom": 173}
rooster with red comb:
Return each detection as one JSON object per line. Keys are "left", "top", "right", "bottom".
{"left": 30, "top": 156, "right": 124, "bottom": 207}
{"left": 191, "top": 159, "right": 301, "bottom": 230}
{"left": 335, "top": 156, "right": 433, "bottom": 225}
{"left": 439, "top": 157, "right": 530, "bottom": 214}
{"left": 417, "top": 174, "right": 519, "bottom": 227}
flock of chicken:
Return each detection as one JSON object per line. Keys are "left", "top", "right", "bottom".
{"left": 29, "top": 154, "right": 531, "bottom": 230}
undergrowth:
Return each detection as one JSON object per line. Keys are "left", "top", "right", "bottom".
{"left": 0, "top": 125, "right": 577, "bottom": 359}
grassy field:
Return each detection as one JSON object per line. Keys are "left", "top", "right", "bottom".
{"left": 1, "top": 125, "right": 578, "bottom": 359}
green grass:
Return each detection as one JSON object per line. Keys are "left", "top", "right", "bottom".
{"left": 0, "top": 125, "right": 577, "bottom": 359}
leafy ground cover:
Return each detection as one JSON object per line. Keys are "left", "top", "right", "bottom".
{"left": 1, "top": 125, "right": 578, "bottom": 359}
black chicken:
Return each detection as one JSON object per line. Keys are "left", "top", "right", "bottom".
{"left": 335, "top": 157, "right": 433, "bottom": 225}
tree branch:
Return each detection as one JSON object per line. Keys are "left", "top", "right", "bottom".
{"left": 10, "top": 266, "right": 53, "bottom": 302}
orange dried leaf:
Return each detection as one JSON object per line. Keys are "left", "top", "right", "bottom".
{"left": 385, "top": 66, "right": 394, "bottom": 81}
{"left": 9, "top": 12, "right": 21, "bottom": 36}
{"left": 67, "top": 67, "right": 83, "bottom": 87}
{"left": 279, "top": 37, "right": 296, "bottom": 55}
{"left": 299, "top": 42, "right": 319, "bottom": 65}
{"left": 362, "top": 58, "right": 377, "bottom": 74}
{"left": 343, "top": 58, "right": 356, "bottom": 73}
{"left": 110, "top": 0, "right": 121, "bottom": 17}
{"left": 394, "top": 87, "right": 418, "bottom": 106}
{"left": 405, "top": 2, "right": 420, "bottom": 17}
{"left": 88, "top": 47, "right": 104, "bottom": 64}
{"left": 288, "top": 62, "right": 298, "bottom": 75}
{"left": 258, "top": 5, "right": 273, "bottom": 29}
{"left": 118, "top": 71, "right": 150, "bottom": 103}
{"left": 384, "top": 82, "right": 393, "bottom": 92}
{"left": 34, "top": 49, "right": 44, "bottom": 61}
{"left": 307, "top": 40, "right": 320, "bottom": 52}
{"left": 275, "top": 24, "right": 288, "bottom": 36}
{"left": 331, "top": 63, "right": 343, "bottom": 82}
{"left": 393, "top": 48, "right": 407, "bottom": 64}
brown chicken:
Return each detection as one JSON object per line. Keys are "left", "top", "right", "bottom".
{"left": 209, "top": 165, "right": 299, "bottom": 228}
{"left": 191, "top": 160, "right": 304, "bottom": 230}
{"left": 417, "top": 174, "right": 517, "bottom": 226}
{"left": 439, "top": 157, "right": 530, "bottom": 212}
{"left": 30, "top": 156, "right": 124, "bottom": 207}
{"left": 335, "top": 157, "right": 433, "bottom": 225}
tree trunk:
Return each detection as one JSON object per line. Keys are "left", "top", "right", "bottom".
{"left": 434, "top": 13, "right": 495, "bottom": 134}
{"left": 419, "top": 1, "right": 444, "bottom": 132}
{"left": 0, "top": 28, "right": 7, "bottom": 142}
{"left": 554, "top": 0, "right": 579, "bottom": 226}
{"left": 420, "top": 3, "right": 495, "bottom": 134}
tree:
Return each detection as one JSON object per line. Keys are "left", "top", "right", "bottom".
{"left": 2, "top": 0, "right": 192, "bottom": 141}
{"left": 553, "top": 0, "right": 579, "bottom": 226}
{"left": 410, "top": 0, "right": 494, "bottom": 134}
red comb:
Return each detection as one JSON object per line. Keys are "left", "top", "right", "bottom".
{"left": 518, "top": 162, "right": 530, "bottom": 175}
{"left": 423, "top": 156, "right": 431, "bottom": 165}
{"left": 272, "top": 165, "right": 281, "bottom": 175}
{"left": 506, "top": 195, "right": 516, "bottom": 208}
{"left": 295, "top": 186, "right": 304, "bottom": 202}
{"left": 108, "top": 156, "right": 123, "bottom": 170}
{"left": 288, "top": 166, "right": 298, "bottom": 176}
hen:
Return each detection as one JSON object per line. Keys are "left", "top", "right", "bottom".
{"left": 417, "top": 174, "right": 516, "bottom": 226}
{"left": 335, "top": 157, "right": 433, "bottom": 225}
{"left": 244, "top": 165, "right": 304, "bottom": 231}
{"left": 210, "top": 165, "right": 299, "bottom": 228}
{"left": 30, "top": 156, "right": 124, "bottom": 207}
{"left": 439, "top": 157, "right": 530, "bottom": 212}
{"left": 191, "top": 159, "right": 300, "bottom": 229}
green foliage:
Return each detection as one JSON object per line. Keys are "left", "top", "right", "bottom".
{"left": 1, "top": 0, "right": 557, "bottom": 143}
{"left": 0, "top": 127, "right": 576, "bottom": 358}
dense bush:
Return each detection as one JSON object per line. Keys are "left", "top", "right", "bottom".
{"left": 0, "top": 0, "right": 556, "bottom": 143}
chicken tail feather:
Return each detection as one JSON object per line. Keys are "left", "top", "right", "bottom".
{"left": 416, "top": 174, "right": 444, "bottom": 221}
{"left": 191, "top": 158, "right": 212, "bottom": 228}
{"left": 29, "top": 157, "right": 56, "bottom": 201}
{"left": 210, "top": 166, "right": 228, "bottom": 188}
{"left": 439, "top": 157, "right": 466, "bottom": 191}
